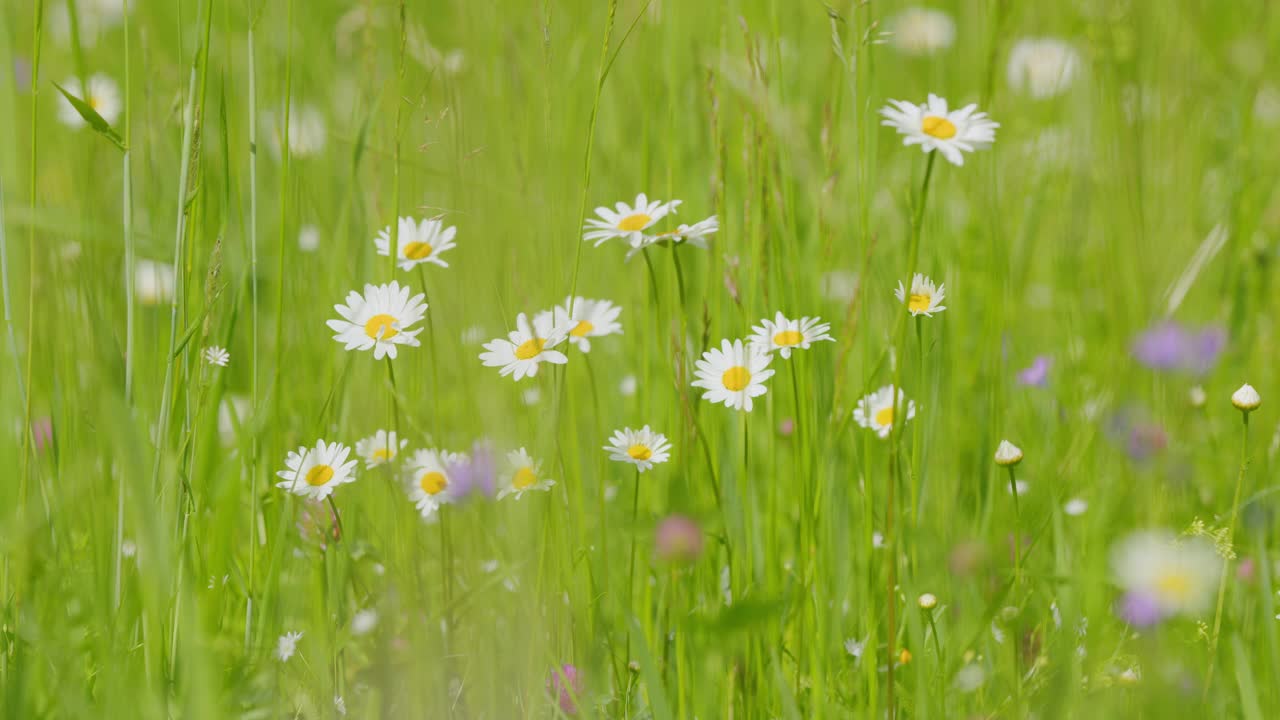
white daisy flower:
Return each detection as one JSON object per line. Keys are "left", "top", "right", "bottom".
{"left": 327, "top": 281, "right": 428, "bottom": 360}
{"left": 275, "top": 440, "right": 358, "bottom": 501}
{"left": 583, "top": 193, "right": 681, "bottom": 247}
{"left": 498, "top": 448, "right": 556, "bottom": 500}
{"left": 264, "top": 103, "right": 326, "bottom": 158}
{"left": 354, "top": 430, "right": 407, "bottom": 468}
{"left": 619, "top": 374, "right": 638, "bottom": 396}
{"left": 535, "top": 297, "right": 622, "bottom": 353}
{"left": 203, "top": 346, "right": 230, "bottom": 367}
{"left": 604, "top": 426, "right": 672, "bottom": 473}
{"left": 748, "top": 311, "right": 834, "bottom": 359}
{"left": 56, "top": 73, "right": 122, "bottom": 127}
{"left": 298, "top": 225, "right": 320, "bottom": 252}
{"left": 275, "top": 631, "right": 303, "bottom": 662}
{"left": 1007, "top": 38, "right": 1082, "bottom": 100}
{"left": 374, "top": 216, "right": 458, "bottom": 271}
{"left": 1110, "top": 530, "right": 1222, "bottom": 617}
{"left": 404, "top": 448, "right": 465, "bottom": 519}
{"left": 886, "top": 7, "right": 955, "bottom": 56}
{"left": 1064, "top": 498, "right": 1088, "bottom": 516}
{"left": 853, "top": 385, "right": 917, "bottom": 439}
{"left": 880, "top": 94, "right": 999, "bottom": 166}
{"left": 625, "top": 215, "right": 719, "bottom": 260}
{"left": 478, "top": 312, "right": 569, "bottom": 381}
{"left": 894, "top": 273, "right": 947, "bottom": 317}
{"left": 691, "top": 339, "right": 776, "bottom": 412}
{"left": 134, "top": 259, "right": 175, "bottom": 305}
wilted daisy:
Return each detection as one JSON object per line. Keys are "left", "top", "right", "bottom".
{"left": 895, "top": 274, "right": 947, "bottom": 317}
{"left": 56, "top": 73, "right": 122, "bottom": 127}
{"left": 478, "top": 312, "right": 569, "bottom": 381}
{"left": 374, "top": 216, "right": 458, "bottom": 271}
{"left": 275, "top": 631, "right": 303, "bottom": 662}
{"left": 886, "top": 7, "right": 955, "bottom": 55}
{"left": 583, "top": 193, "right": 681, "bottom": 247}
{"left": 203, "top": 346, "right": 230, "bottom": 367}
{"left": 748, "top": 311, "right": 834, "bottom": 359}
{"left": 880, "top": 94, "right": 999, "bottom": 166}
{"left": 1110, "top": 530, "right": 1222, "bottom": 623}
{"left": 853, "top": 385, "right": 917, "bottom": 439}
{"left": 626, "top": 215, "right": 719, "bottom": 260}
{"left": 498, "top": 448, "right": 556, "bottom": 500}
{"left": 404, "top": 448, "right": 465, "bottom": 519}
{"left": 264, "top": 103, "right": 326, "bottom": 158}
{"left": 134, "top": 259, "right": 175, "bottom": 305}
{"left": 327, "top": 281, "right": 428, "bottom": 360}
{"left": 354, "top": 430, "right": 407, "bottom": 468}
{"left": 275, "top": 440, "right": 358, "bottom": 501}
{"left": 604, "top": 426, "right": 672, "bottom": 472}
{"left": 1007, "top": 38, "right": 1082, "bottom": 100}
{"left": 536, "top": 297, "right": 622, "bottom": 353}
{"left": 692, "top": 339, "right": 776, "bottom": 412}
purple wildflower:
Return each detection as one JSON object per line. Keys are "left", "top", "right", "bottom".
{"left": 655, "top": 514, "right": 704, "bottom": 562}
{"left": 546, "top": 664, "right": 583, "bottom": 715}
{"left": 1016, "top": 356, "right": 1051, "bottom": 387}
{"left": 1118, "top": 591, "right": 1165, "bottom": 627}
{"left": 1132, "top": 322, "right": 1226, "bottom": 375}
{"left": 32, "top": 416, "right": 53, "bottom": 454}
{"left": 447, "top": 440, "right": 496, "bottom": 500}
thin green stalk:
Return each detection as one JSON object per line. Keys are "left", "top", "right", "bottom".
{"left": 1206, "top": 411, "right": 1250, "bottom": 694}
{"left": 113, "top": 0, "right": 134, "bottom": 614}
{"left": 245, "top": 17, "right": 260, "bottom": 654}
{"left": 625, "top": 467, "right": 641, "bottom": 673}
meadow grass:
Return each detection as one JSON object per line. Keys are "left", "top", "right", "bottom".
{"left": 2, "top": 0, "right": 1279, "bottom": 717}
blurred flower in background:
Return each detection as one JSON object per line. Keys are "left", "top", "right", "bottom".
{"left": 546, "top": 664, "right": 583, "bottom": 715}
{"left": 886, "top": 7, "right": 956, "bottom": 56}
{"left": 1132, "top": 321, "right": 1225, "bottom": 374}
{"left": 134, "top": 259, "right": 175, "bottom": 305}
{"left": 1007, "top": 38, "right": 1082, "bottom": 99}
{"left": 1110, "top": 530, "right": 1222, "bottom": 626}
{"left": 1017, "top": 356, "right": 1052, "bottom": 387}
{"left": 655, "top": 514, "right": 704, "bottom": 562}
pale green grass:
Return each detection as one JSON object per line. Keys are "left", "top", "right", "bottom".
{"left": 2, "top": 0, "right": 1279, "bottom": 718}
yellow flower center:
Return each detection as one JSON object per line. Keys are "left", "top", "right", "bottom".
{"left": 571, "top": 320, "right": 594, "bottom": 337}
{"left": 364, "top": 314, "right": 399, "bottom": 340}
{"left": 515, "top": 338, "right": 546, "bottom": 360}
{"left": 1155, "top": 570, "right": 1192, "bottom": 603}
{"left": 617, "top": 213, "right": 651, "bottom": 231}
{"left": 908, "top": 293, "right": 931, "bottom": 313}
{"left": 305, "top": 464, "right": 335, "bottom": 486}
{"left": 874, "top": 406, "right": 894, "bottom": 427}
{"left": 921, "top": 116, "right": 957, "bottom": 140}
{"left": 420, "top": 471, "right": 447, "bottom": 495}
{"left": 722, "top": 366, "right": 752, "bottom": 392}
{"left": 402, "top": 241, "right": 433, "bottom": 260}
{"left": 627, "top": 444, "right": 652, "bottom": 461}
{"left": 773, "top": 330, "right": 804, "bottom": 347}
{"left": 371, "top": 448, "right": 394, "bottom": 462}
{"left": 513, "top": 467, "right": 537, "bottom": 489}
{"left": 89, "top": 96, "right": 102, "bottom": 110}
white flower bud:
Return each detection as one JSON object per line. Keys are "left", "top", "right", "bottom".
{"left": 918, "top": 593, "right": 938, "bottom": 610}
{"left": 1232, "top": 383, "right": 1261, "bottom": 412}
{"left": 994, "top": 440, "right": 1023, "bottom": 466}
{"left": 1189, "top": 385, "right": 1206, "bottom": 408}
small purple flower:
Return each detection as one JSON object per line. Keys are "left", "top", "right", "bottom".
{"left": 1118, "top": 591, "right": 1165, "bottom": 627}
{"left": 1016, "top": 356, "right": 1051, "bottom": 387}
{"left": 1126, "top": 423, "right": 1167, "bottom": 462}
{"left": 655, "top": 514, "right": 704, "bottom": 562}
{"left": 546, "top": 664, "right": 583, "bottom": 715}
{"left": 447, "top": 440, "right": 496, "bottom": 500}
{"left": 32, "top": 416, "right": 53, "bottom": 454}
{"left": 778, "top": 418, "right": 795, "bottom": 437}
{"left": 13, "top": 58, "right": 31, "bottom": 93}
{"left": 1132, "top": 322, "right": 1226, "bottom": 375}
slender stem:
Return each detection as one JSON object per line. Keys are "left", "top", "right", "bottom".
{"left": 245, "top": 17, "right": 260, "bottom": 654}
{"left": 1206, "top": 411, "right": 1249, "bottom": 693}
{"left": 326, "top": 495, "right": 344, "bottom": 543}
{"left": 1007, "top": 465, "right": 1020, "bottom": 583}
{"left": 113, "top": 0, "right": 134, "bottom": 614}
{"left": 625, "top": 468, "right": 641, "bottom": 673}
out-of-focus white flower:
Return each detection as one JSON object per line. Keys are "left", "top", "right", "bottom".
{"left": 1007, "top": 38, "right": 1082, "bottom": 99}
{"left": 886, "top": 7, "right": 955, "bottom": 56}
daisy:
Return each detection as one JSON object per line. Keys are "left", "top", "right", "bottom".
{"left": 583, "top": 193, "right": 681, "bottom": 247}
{"left": 354, "top": 430, "right": 407, "bottom": 468}
{"left": 275, "top": 439, "right": 358, "bottom": 501}
{"left": 404, "top": 448, "right": 465, "bottom": 519}
{"left": 880, "top": 94, "right": 999, "bottom": 166}
{"left": 604, "top": 426, "right": 672, "bottom": 472}
{"left": 894, "top": 273, "right": 947, "bottom": 317}
{"left": 748, "top": 311, "right": 834, "bottom": 359}
{"left": 1007, "top": 38, "right": 1082, "bottom": 100}
{"left": 1110, "top": 530, "right": 1221, "bottom": 622}
{"left": 327, "top": 281, "right": 428, "bottom": 360}
{"left": 478, "top": 312, "right": 569, "bottom": 381}
{"left": 498, "top": 448, "right": 556, "bottom": 500}
{"left": 275, "top": 631, "right": 303, "bottom": 662}
{"left": 886, "top": 7, "right": 955, "bottom": 56}
{"left": 853, "top": 385, "right": 917, "bottom": 439}
{"left": 536, "top": 297, "right": 622, "bottom": 352}
{"left": 374, "top": 216, "right": 458, "bottom": 271}
{"left": 203, "top": 346, "right": 230, "bottom": 367}
{"left": 56, "top": 73, "right": 122, "bottom": 127}
{"left": 625, "top": 215, "right": 720, "bottom": 260}
{"left": 692, "top": 339, "right": 776, "bottom": 412}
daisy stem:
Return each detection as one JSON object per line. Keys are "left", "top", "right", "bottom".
{"left": 1007, "top": 465, "right": 1020, "bottom": 583}
{"left": 641, "top": 248, "right": 662, "bottom": 311}
{"left": 625, "top": 467, "right": 641, "bottom": 672}
{"left": 417, "top": 267, "right": 440, "bottom": 419}
{"left": 326, "top": 495, "right": 344, "bottom": 543}
{"left": 245, "top": 14, "right": 260, "bottom": 654}
{"left": 384, "top": 356, "right": 401, "bottom": 436}
{"left": 1206, "top": 410, "right": 1249, "bottom": 694}
{"left": 113, "top": 0, "right": 133, "bottom": 616}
